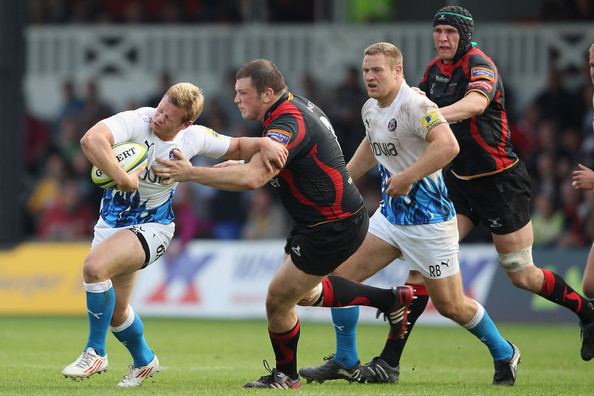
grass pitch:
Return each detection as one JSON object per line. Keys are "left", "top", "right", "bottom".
{"left": 0, "top": 316, "right": 592, "bottom": 395}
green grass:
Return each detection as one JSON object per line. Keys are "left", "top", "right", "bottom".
{"left": 0, "top": 317, "right": 591, "bottom": 395}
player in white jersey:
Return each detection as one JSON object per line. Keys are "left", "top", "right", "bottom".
{"left": 61, "top": 82, "right": 287, "bottom": 387}
{"left": 298, "top": 42, "right": 519, "bottom": 386}
{"left": 571, "top": 42, "right": 594, "bottom": 360}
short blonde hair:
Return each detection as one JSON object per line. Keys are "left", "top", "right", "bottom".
{"left": 590, "top": 43, "right": 594, "bottom": 56}
{"left": 165, "top": 82, "right": 204, "bottom": 123}
{"left": 364, "top": 42, "right": 403, "bottom": 69}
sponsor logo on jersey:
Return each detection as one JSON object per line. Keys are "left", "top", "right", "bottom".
{"left": 265, "top": 129, "right": 292, "bottom": 146}
{"left": 468, "top": 80, "right": 493, "bottom": 93}
{"left": 420, "top": 111, "right": 444, "bottom": 131}
{"left": 387, "top": 118, "right": 397, "bottom": 131}
{"left": 470, "top": 67, "right": 495, "bottom": 82}
{"left": 371, "top": 142, "right": 398, "bottom": 157}
{"left": 435, "top": 75, "right": 450, "bottom": 83}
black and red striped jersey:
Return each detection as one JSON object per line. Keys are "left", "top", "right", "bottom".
{"left": 419, "top": 47, "right": 518, "bottom": 179}
{"left": 262, "top": 92, "right": 363, "bottom": 226}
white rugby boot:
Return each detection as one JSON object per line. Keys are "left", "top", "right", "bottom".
{"left": 117, "top": 355, "right": 160, "bottom": 387}
{"left": 62, "top": 347, "right": 108, "bottom": 379}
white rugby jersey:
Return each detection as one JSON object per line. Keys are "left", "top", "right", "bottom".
{"left": 99, "top": 107, "right": 231, "bottom": 227}
{"left": 361, "top": 81, "right": 455, "bottom": 225}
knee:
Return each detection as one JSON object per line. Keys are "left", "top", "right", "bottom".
{"left": 83, "top": 255, "right": 109, "bottom": 283}
{"left": 498, "top": 248, "right": 533, "bottom": 274}
{"left": 265, "top": 286, "right": 291, "bottom": 317}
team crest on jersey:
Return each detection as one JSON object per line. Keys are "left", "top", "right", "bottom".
{"left": 470, "top": 67, "right": 495, "bottom": 82}
{"left": 420, "top": 111, "right": 444, "bottom": 131}
{"left": 265, "top": 129, "right": 291, "bottom": 146}
{"left": 169, "top": 147, "right": 181, "bottom": 159}
{"left": 206, "top": 128, "right": 220, "bottom": 138}
{"left": 387, "top": 118, "right": 397, "bottom": 131}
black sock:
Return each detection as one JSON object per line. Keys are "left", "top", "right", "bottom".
{"left": 379, "top": 283, "right": 429, "bottom": 366}
{"left": 322, "top": 275, "right": 395, "bottom": 312}
{"left": 540, "top": 269, "right": 594, "bottom": 324}
{"left": 269, "top": 320, "right": 300, "bottom": 379}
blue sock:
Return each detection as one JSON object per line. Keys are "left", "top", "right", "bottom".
{"left": 112, "top": 306, "right": 154, "bottom": 367}
{"left": 84, "top": 280, "right": 115, "bottom": 357}
{"left": 331, "top": 306, "right": 360, "bottom": 368}
{"left": 464, "top": 301, "right": 513, "bottom": 362}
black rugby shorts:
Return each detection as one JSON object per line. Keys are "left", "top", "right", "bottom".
{"left": 445, "top": 161, "right": 531, "bottom": 235}
{"left": 284, "top": 207, "right": 368, "bottom": 275}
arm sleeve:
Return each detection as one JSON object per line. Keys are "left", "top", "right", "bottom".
{"left": 411, "top": 96, "right": 447, "bottom": 140}
{"left": 185, "top": 125, "right": 231, "bottom": 159}
{"left": 465, "top": 54, "right": 498, "bottom": 102}
{"left": 101, "top": 107, "right": 153, "bottom": 144}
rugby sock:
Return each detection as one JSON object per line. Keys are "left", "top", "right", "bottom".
{"left": 539, "top": 269, "right": 594, "bottom": 324}
{"left": 112, "top": 306, "right": 154, "bottom": 367}
{"left": 84, "top": 280, "right": 115, "bottom": 357}
{"left": 463, "top": 301, "right": 513, "bottom": 362}
{"left": 269, "top": 320, "right": 300, "bottom": 379}
{"left": 321, "top": 275, "right": 396, "bottom": 312}
{"left": 331, "top": 307, "right": 360, "bottom": 368}
{"left": 379, "top": 283, "right": 429, "bottom": 367}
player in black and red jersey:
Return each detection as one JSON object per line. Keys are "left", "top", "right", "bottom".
{"left": 153, "top": 59, "right": 413, "bottom": 389}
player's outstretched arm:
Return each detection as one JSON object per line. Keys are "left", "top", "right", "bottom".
{"left": 154, "top": 150, "right": 280, "bottom": 191}
{"left": 224, "top": 137, "right": 288, "bottom": 172}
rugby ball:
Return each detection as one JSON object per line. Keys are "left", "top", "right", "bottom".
{"left": 90, "top": 142, "right": 148, "bottom": 189}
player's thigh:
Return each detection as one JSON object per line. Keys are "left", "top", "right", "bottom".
{"left": 491, "top": 220, "right": 533, "bottom": 254}
{"left": 423, "top": 272, "right": 465, "bottom": 309}
{"left": 268, "top": 254, "right": 325, "bottom": 305}
{"left": 86, "top": 229, "right": 146, "bottom": 279}
{"left": 333, "top": 232, "right": 401, "bottom": 282}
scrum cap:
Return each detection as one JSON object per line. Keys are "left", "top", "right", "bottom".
{"left": 433, "top": 6, "right": 474, "bottom": 62}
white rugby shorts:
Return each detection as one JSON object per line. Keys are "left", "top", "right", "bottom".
{"left": 92, "top": 217, "right": 174, "bottom": 266}
{"left": 368, "top": 210, "right": 460, "bottom": 279}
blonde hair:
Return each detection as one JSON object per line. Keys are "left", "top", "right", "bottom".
{"left": 165, "top": 82, "right": 204, "bottom": 123}
{"left": 590, "top": 43, "right": 594, "bottom": 56}
{"left": 364, "top": 42, "right": 403, "bottom": 69}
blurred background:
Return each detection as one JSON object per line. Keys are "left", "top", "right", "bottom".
{"left": 1, "top": 0, "right": 594, "bottom": 322}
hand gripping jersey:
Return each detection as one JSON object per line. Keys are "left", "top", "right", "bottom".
{"left": 361, "top": 81, "right": 455, "bottom": 225}
{"left": 99, "top": 107, "right": 230, "bottom": 227}
{"left": 419, "top": 47, "right": 518, "bottom": 179}
{"left": 262, "top": 93, "right": 363, "bottom": 226}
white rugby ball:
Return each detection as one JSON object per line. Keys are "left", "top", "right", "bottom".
{"left": 90, "top": 142, "right": 148, "bottom": 189}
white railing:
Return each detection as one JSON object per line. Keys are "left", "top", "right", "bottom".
{"left": 25, "top": 23, "right": 594, "bottom": 118}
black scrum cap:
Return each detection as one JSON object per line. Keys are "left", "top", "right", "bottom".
{"left": 433, "top": 6, "right": 474, "bottom": 62}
